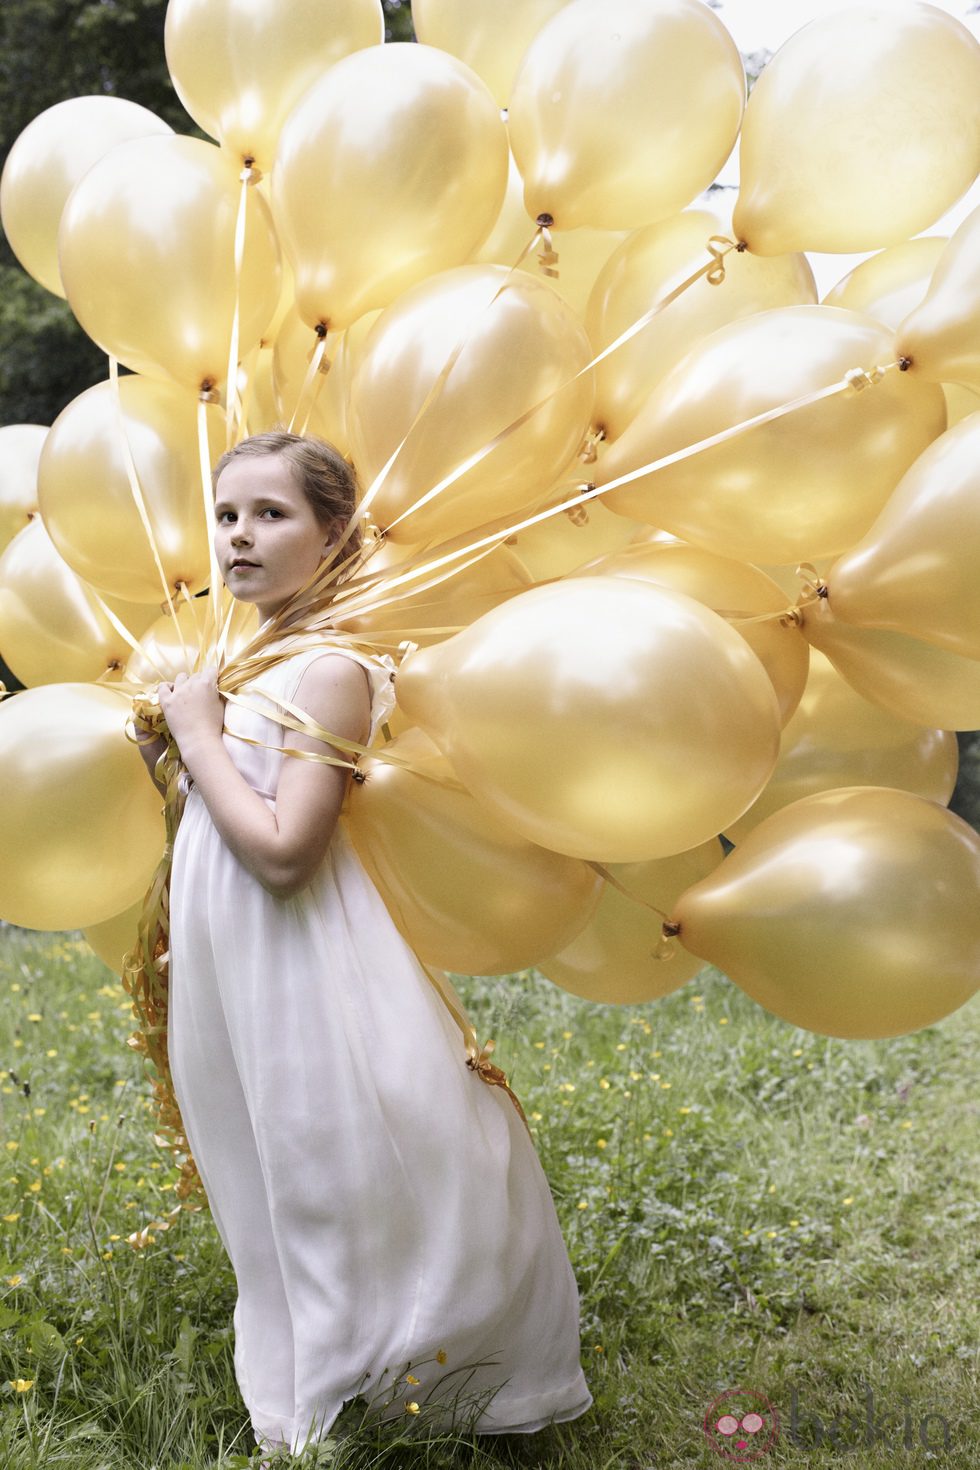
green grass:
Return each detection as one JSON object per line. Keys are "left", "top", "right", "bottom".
{"left": 0, "top": 924, "right": 977, "bottom": 1468}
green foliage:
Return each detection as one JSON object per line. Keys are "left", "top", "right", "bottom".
{"left": 0, "top": 927, "right": 977, "bottom": 1467}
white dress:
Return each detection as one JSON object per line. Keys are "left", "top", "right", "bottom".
{"left": 167, "top": 641, "right": 593, "bottom": 1453}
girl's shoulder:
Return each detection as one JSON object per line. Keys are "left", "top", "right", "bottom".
{"left": 246, "top": 637, "right": 397, "bottom": 729}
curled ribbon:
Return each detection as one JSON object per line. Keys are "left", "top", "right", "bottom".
{"left": 465, "top": 1037, "right": 532, "bottom": 1136}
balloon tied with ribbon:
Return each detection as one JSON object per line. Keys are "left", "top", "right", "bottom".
{"left": 535, "top": 213, "right": 558, "bottom": 278}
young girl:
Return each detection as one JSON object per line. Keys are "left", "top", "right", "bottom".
{"left": 137, "top": 432, "right": 593, "bottom": 1459}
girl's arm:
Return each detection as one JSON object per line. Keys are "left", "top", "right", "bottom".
{"left": 158, "top": 657, "right": 371, "bottom": 900}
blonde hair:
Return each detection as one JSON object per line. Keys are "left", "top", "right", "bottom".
{"left": 212, "top": 432, "right": 362, "bottom": 564}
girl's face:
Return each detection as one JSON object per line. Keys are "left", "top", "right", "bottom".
{"left": 214, "top": 454, "right": 336, "bottom": 622}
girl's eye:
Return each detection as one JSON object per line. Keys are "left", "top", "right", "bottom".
{"left": 261, "top": 508, "right": 284, "bottom": 519}
{"left": 218, "top": 511, "right": 235, "bottom": 523}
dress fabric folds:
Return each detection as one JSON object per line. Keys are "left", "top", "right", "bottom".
{"left": 167, "top": 643, "right": 593, "bottom": 1452}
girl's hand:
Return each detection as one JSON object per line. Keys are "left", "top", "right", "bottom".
{"left": 157, "top": 669, "right": 224, "bottom": 757}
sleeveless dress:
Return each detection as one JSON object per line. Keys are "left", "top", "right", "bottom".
{"left": 167, "top": 639, "right": 593, "bottom": 1453}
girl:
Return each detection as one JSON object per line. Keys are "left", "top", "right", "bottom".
{"left": 137, "top": 432, "right": 593, "bottom": 1459}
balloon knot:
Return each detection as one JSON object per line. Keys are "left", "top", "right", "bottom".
{"left": 535, "top": 213, "right": 554, "bottom": 228}
{"left": 314, "top": 322, "right": 328, "bottom": 339}
{"left": 239, "top": 158, "right": 262, "bottom": 184}
{"left": 661, "top": 920, "right": 681, "bottom": 939}
{"left": 351, "top": 765, "right": 366, "bottom": 784}
{"left": 198, "top": 380, "right": 220, "bottom": 404}
{"left": 898, "top": 356, "right": 912, "bottom": 371}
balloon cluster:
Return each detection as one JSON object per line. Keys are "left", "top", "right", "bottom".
{"left": 2, "top": 0, "right": 980, "bottom": 1044}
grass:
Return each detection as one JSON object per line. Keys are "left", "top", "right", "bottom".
{"left": 0, "top": 923, "right": 977, "bottom": 1468}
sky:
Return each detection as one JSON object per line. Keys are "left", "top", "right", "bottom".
{"left": 706, "top": 0, "right": 980, "bottom": 293}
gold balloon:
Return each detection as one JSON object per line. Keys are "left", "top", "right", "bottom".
{"left": 823, "top": 238, "right": 946, "bottom": 328}
{"left": 828, "top": 413, "right": 980, "bottom": 659}
{"left": 0, "top": 424, "right": 47, "bottom": 554}
{"left": 898, "top": 203, "right": 980, "bottom": 392}
{"left": 598, "top": 305, "right": 947, "bottom": 565}
{"left": 540, "top": 841, "right": 723, "bottom": 1005}
{"left": 0, "top": 683, "right": 165, "bottom": 930}
{"left": 272, "top": 308, "right": 379, "bottom": 453}
{"left": 510, "top": 497, "right": 638, "bottom": 581}
{"left": 801, "top": 595, "right": 980, "bottom": 732}
{"left": 725, "top": 649, "right": 958, "bottom": 844}
{"left": 334, "top": 535, "right": 532, "bottom": 648}
{"left": 272, "top": 44, "right": 508, "bottom": 329}
{"left": 346, "top": 727, "right": 601, "bottom": 974}
{"left": 944, "top": 382, "right": 980, "bottom": 428}
{"left": 577, "top": 540, "right": 809, "bottom": 727}
{"left": 472, "top": 152, "right": 626, "bottom": 314}
{"left": 125, "top": 596, "right": 259, "bottom": 686}
{"left": 84, "top": 900, "right": 144, "bottom": 975}
{"left": 587, "top": 209, "right": 816, "bottom": 440}
{"left": 349, "top": 265, "right": 595, "bottom": 546}
{"left": 241, "top": 347, "right": 280, "bottom": 434}
{"left": 674, "top": 787, "right": 980, "bottom": 1040}
{"left": 508, "top": 0, "right": 744, "bottom": 231}
{"left": 395, "top": 577, "right": 781, "bottom": 862}
{"left": 164, "top": 0, "right": 383, "bottom": 170}
{"left": 38, "top": 376, "right": 225, "bottom": 604}
{"left": 0, "top": 518, "right": 156, "bottom": 686}
{"left": 59, "top": 135, "right": 281, "bottom": 391}
{"left": 0, "top": 96, "right": 171, "bottom": 298}
{"left": 734, "top": 5, "right": 980, "bottom": 255}
{"left": 412, "top": 0, "right": 571, "bottom": 106}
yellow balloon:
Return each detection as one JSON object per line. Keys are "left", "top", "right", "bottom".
{"left": 508, "top": 0, "right": 744, "bottom": 231}
{"left": 0, "top": 518, "right": 156, "bottom": 686}
{"left": 587, "top": 209, "right": 816, "bottom": 440}
{"left": 334, "top": 535, "right": 532, "bottom": 648}
{"left": 472, "top": 152, "right": 627, "bottom": 314}
{"left": 241, "top": 347, "right": 280, "bottom": 434}
{"left": 898, "top": 203, "right": 980, "bottom": 392}
{"left": 124, "top": 597, "right": 259, "bottom": 686}
{"left": 944, "top": 382, "right": 980, "bottom": 428}
{"left": 598, "top": 305, "right": 947, "bottom": 564}
{"left": 59, "top": 135, "right": 281, "bottom": 391}
{"left": 84, "top": 899, "right": 144, "bottom": 975}
{"left": 801, "top": 594, "right": 980, "bottom": 732}
{"left": 346, "top": 727, "right": 601, "bottom": 974}
{"left": 0, "top": 424, "right": 47, "bottom": 554}
{"left": 349, "top": 265, "right": 595, "bottom": 546}
{"left": 395, "top": 577, "right": 781, "bottom": 862}
{"left": 38, "top": 376, "right": 225, "bottom": 605}
{"left": 540, "top": 840, "right": 723, "bottom": 1004}
{"left": 734, "top": 4, "right": 980, "bottom": 255}
{"left": 0, "top": 96, "right": 171, "bottom": 299}
{"left": 272, "top": 44, "right": 508, "bottom": 329}
{"left": 0, "top": 683, "right": 165, "bottom": 930}
{"left": 828, "top": 413, "right": 980, "bottom": 658}
{"left": 413, "top": 0, "right": 571, "bottom": 106}
{"left": 577, "top": 540, "right": 809, "bottom": 727}
{"left": 674, "top": 787, "right": 980, "bottom": 1039}
{"left": 725, "top": 649, "right": 958, "bottom": 844}
{"left": 510, "top": 496, "right": 638, "bottom": 581}
{"left": 823, "top": 237, "right": 946, "bottom": 328}
{"left": 272, "top": 308, "right": 379, "bottom": 454}
{"left": 164, "top": 0, "right": 383, "bottom": 170}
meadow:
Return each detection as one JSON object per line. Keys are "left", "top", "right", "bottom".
{"left": 0, "top": 923, "right": 976, "bottom": 1469}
